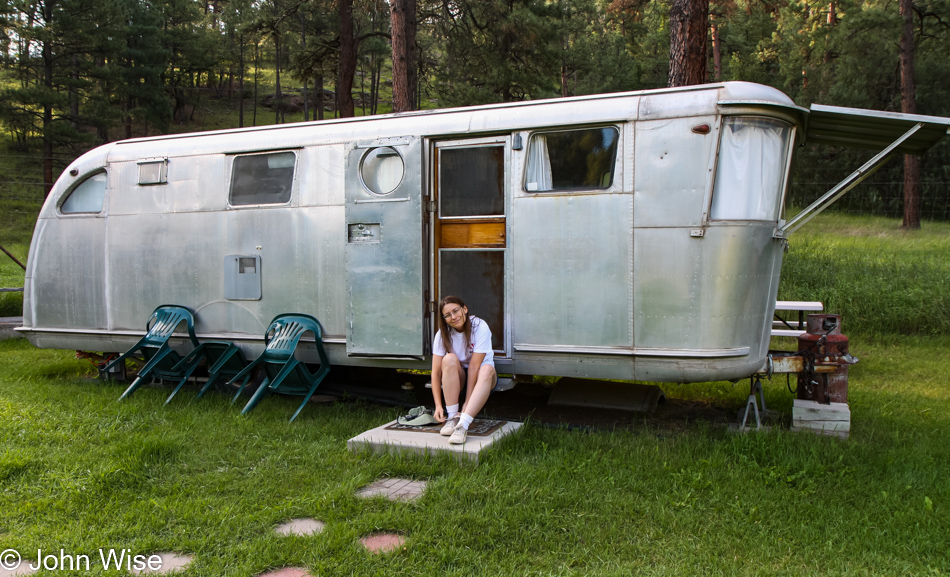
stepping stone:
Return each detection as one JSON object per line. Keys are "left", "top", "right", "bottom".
{"left": 355, "top": 478, "right": 427, "bottom": 502}
{"left": 256, "top": 568, "right": 312, "bottom": 577}
{"left": 347, "top": 419, "right": 523, "bottom": 464}
{"left": 359, "top": 533, "right": 405, "bottom": 554}
{"left": 130, "top": 552, "right": 193, "bottom": 575}
{"left": 274, "top": 518, "right": 325, "bottom": 537}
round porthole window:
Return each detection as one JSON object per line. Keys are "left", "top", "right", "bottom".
{"left": 360, "top": 146, "right": 404, "bottom": 195}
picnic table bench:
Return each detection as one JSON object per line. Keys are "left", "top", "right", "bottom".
{"left": 772, "top": 301, "right": 823, "bottom": 337}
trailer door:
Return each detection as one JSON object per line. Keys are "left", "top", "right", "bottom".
{"left": 432, "top": 136, "right": 509, "bottom": 356}
{"left": 344, "top": 138, "right": 425, "bottom": 356}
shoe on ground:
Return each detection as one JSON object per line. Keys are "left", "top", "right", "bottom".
{"left": 440, "top": 417, "right": 459, "bottom": 436}
{"left": 449, "top": 425, "right": 467, "bottom": 445}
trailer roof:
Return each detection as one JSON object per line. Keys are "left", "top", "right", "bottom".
{"left": 806, "top": 104, "right": 950, "bottom": 155}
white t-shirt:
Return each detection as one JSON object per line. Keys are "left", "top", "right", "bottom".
{"left": 432, "top": 315, "right": 494, "bottom": 368}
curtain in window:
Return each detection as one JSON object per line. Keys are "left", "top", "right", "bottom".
{"left": 710, "top": 117, "right": 790, "bottom": 221}
{"left": 525, "top": 135, "right": 552, "bottom": 192}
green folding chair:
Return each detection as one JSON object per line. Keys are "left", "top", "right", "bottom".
{"left": 228, "top": 313, "right": 331, "bottom": 422}
{"left": 164, "top": 340, "right": 251, "bottom": 405}
{"left": 104, "top": 304, "right": 201, "bottom": 401}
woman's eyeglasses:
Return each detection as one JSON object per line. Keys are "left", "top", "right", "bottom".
{"left": 442, "top": 307, "right": 464, "bottom": 320}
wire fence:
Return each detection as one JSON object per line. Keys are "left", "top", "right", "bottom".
{"left": 787, "top": 180, "right": 950, "bottom": 222}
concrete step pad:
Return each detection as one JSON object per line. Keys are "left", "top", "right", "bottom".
{"left": 347, "top": 419, "right": 523, "bottom": 463}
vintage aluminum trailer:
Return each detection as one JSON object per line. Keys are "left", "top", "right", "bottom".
{"left": 16, "top": 82, "right": 950, "bottom": 384}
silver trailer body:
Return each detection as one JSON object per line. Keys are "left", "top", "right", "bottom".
{"left": 18, "top": 81, "right": 950, "bottom": 383}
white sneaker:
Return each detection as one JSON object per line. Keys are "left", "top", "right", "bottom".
{"left": 448, "top": 425, "right": 468, "bottom": 445}
{"left": 440, "top": 417, "right": 459, "bottom": 436}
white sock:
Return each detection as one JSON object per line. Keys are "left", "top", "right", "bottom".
{"left": 458, "top": 413, "right": 474, "bottom": 430}
{"left": 446, "top": 404, "right": 459, "bottom": 420}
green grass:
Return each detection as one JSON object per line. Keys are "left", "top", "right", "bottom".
{"left": 779, "top": 213, "right": 950, "bottom": 337}
{"left": 1, "top": 334, "right": 948, "bottom": 576}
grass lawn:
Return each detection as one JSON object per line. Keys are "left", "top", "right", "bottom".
{"left": 1, "top": 331, "right": 948, "bottom": 576}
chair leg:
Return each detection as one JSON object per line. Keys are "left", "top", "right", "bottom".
{"left": 289, "top": 367, "right": 330, "bottom": 423}
{"left": 164, "top": 361, "right": 202, "bottom": 405}
{"left": 196, "top": 373, "right": 222, "bottom": 399}
{"left": 231, "top": 374, "right": 260, "bottom": 405}
{"left": 226, "top": 362, "right": 261, "bottom": 404}
{"left": 241, "top": 378, "right": 271, "bottom": 415}
{"left": 118, "top": 376, "right": 145, "bottom": 401}
{"left": 165, "top": 379, "right": 189, "bottom": 405}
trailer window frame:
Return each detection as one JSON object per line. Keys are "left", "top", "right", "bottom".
{"left": 522, "top": 125, "right": 621, "bottom": 194}
{"left": 59, "top": 169, "right": 107, "bottom": 215}
{"left": 228, "top": 150, "right": 297, "bottom": 207}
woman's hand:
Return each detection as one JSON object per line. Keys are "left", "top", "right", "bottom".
{"left": 433, "top": 405, "right": 446, "bottom": 423}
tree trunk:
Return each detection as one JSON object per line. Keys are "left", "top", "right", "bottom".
{"left": 669, "top": 0, "right": 709, "bottom": 87}
{"left": 42, "top": 29, "right": 54, "bottom": 197}
{"left": 239, "top": 38, "right": 245, "bottom": 128}
{"left": 300, "top": 12, "right": 309, "bottom": 122}
{"left": 370, "top": 54, "right": 378, "bottom": 114}
{"left": 70, "top": 54, "right": 80, "bottom": 125}
{"left": 253, "top": 42, "right": 259, "bottom": 126}
{"left": 316, "top": 74, "right": 324, "bottom": 120}
{"left": 125, "top": 93, "right": 134, "bottom": 139}
{"left": 337, "top": 0, "right": 356, "bottom": 117}
{"left": 390, "top": 0, "right": 417, "bottom": 112}
{"left": 275, "top": 34, "right": 282, "bottom": 124}
{"left": 900, "top": 0, "right": 920, "bottom": 230}
{"left": 360, "top": 58, "right": 366, "bottom": 116}
{"left": 710, "top": 12, "right": 721, "bottom": 81}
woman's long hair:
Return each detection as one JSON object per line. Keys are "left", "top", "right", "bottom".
{"left": 437, "top": 295, "right": 472, "bottom": 357}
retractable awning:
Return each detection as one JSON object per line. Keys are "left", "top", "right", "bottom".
{"left": 779, "top": 104, "right": 950, "bottom": 236}
{"left": 806, "top": 104, "right": 950, "bottom": 155}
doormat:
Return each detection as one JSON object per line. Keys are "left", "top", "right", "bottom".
{"left": 385, "top": 419, "right": 507, "bottom": 437}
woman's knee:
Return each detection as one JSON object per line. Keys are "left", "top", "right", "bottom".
{"left": 443, "top": 353, "right": 462, "bottom": 370}
{"left": 476, "top": 364, "right": 497, "bottom": 386}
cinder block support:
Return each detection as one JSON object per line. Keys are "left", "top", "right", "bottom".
{"left": 791, "top": 399, "right": 850, "bottom": 438}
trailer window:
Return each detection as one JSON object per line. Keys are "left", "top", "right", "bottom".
{"left": 61, "top": 171, "right": 106, "bottom": 214}
{"left": 230, "top": 152, "right": 295, "bottom": 206}
{"left": 440, "top": 145, "right": 505, "bottom": 216}
{"left": 138, "top": 159, "right": 167, "bottom": 185}
{"left": 710, "top": 117, "right": 791, "bottom": 221}
{"left": 360, "top": 146, "right": 404, "bottom": 195}
{"left": 525, "top": 127, "right": 618, "bottom": 192}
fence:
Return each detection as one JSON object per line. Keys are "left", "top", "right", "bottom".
{"left": 786, "top": 180, "right": 950, "bottom": 222}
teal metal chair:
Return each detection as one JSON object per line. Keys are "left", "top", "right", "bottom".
{"left": 103, "top": 305, "right": 201, "bottom": 401}
{"left": 164, "top": 340, "right": 251, "bottom": 405}
{"left": 228, "top": 313, "right": 331, "bottom": 422}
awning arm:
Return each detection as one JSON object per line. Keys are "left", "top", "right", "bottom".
{"left": 779, "top": 122, "right": 924, "bottom": 236}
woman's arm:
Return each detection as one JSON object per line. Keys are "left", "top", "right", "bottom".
{"left": 431, "top": 354, "right": 445, "bottom": 421}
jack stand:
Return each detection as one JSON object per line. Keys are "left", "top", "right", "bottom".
{"left": 739, "top": 377, "right": 767, "bottom": 430}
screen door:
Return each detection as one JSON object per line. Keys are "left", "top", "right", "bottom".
{"left": 433, "top": 137, "right": 508, "bottom": 353}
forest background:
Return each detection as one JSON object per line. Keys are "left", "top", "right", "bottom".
{"left": 1, "top": 0, "right": 950, "bottom": 224}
